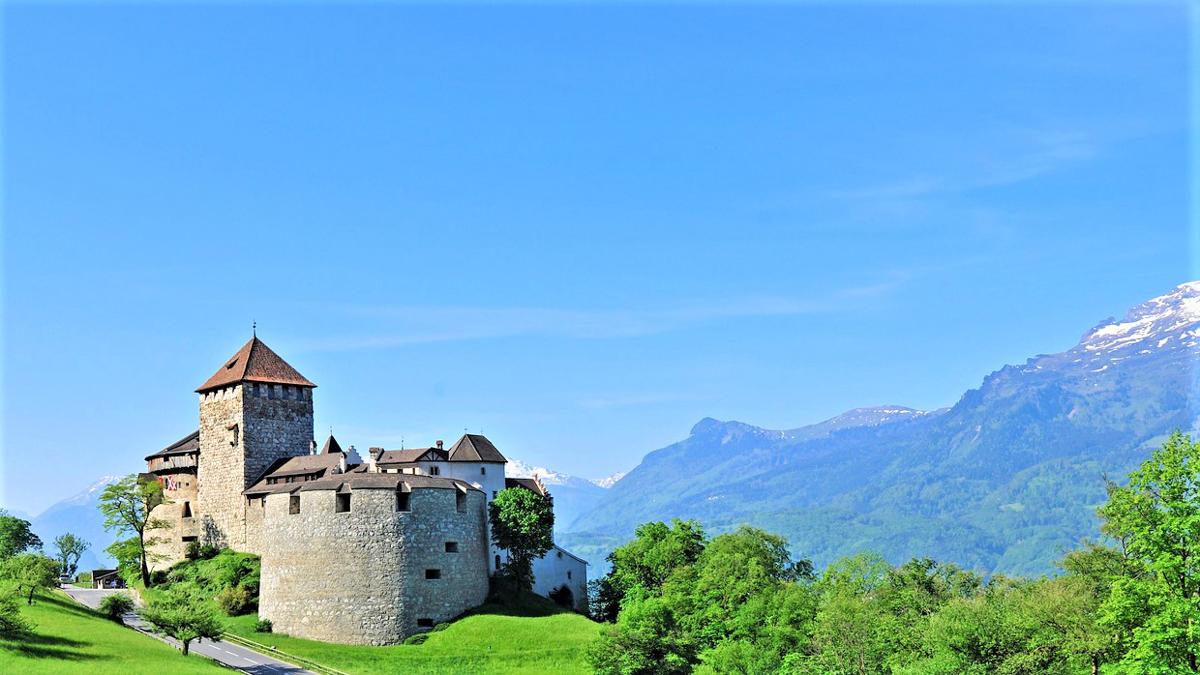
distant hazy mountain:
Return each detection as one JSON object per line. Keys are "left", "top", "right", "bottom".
{"left": 562, "top": 282, "right": 1200, "bottom": 576}
{"left": 506, "top": 459, "right": 610, "bottom": 534}
{"left": 30, "top": 475, "right": 121, "bottom": 571}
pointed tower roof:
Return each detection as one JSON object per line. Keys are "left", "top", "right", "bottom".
{"left": 196, "top": 336, "right": 316, "bottom": 393}
{"left": 320, "top": 434, "right": 344, "bottom": 455}
{"left": 447, "top": 434, "right": 507, "bottom": 463}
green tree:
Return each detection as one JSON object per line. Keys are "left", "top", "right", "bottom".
{"left": 0, "top": 509, "right": 41, "bottom": 558}
{"left": 53, "top": 533, "right": 89, "bottom": 578}
{"left": 811, "top": 553, "right": 893, "bottom": 675}
{"left": 488, "top": 487, "right": 554, "bottom": 593}
{"left": 99, "top": 474, "right": 168, "bottom": 587}
{"left": 141, "top": 584, "right": 224, "bottom": 656}
{"left": 0, "top": 552, "right": 60, "bottom": 605}
{"left": 593, "top": 519, "right": 706, "bottom": 622}
{"left": 1098, "top": 432, "right": 1200, "bottom": 673}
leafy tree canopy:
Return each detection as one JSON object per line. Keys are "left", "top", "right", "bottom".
{"left": 489, "top": 487, "right": 554, "bottom": 592}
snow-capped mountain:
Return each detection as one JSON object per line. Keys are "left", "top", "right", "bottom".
{"left": 592, "top": 472, "right": 627, "bottom": 489}
{"left": 505, "top": 459, "right": 609, "bottom": 534}
{"left": 563, "top": 282, "right": 1200, "bottom": 576}
{"left": 31, "top": 475, "right": 123, "bottom": 570}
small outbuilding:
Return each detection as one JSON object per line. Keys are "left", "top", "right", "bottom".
{"left": 91, "top": 569, "right": 126, "bottom": 589}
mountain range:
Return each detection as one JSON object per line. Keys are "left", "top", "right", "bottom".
{"left": 26, "top": 282, "right": 1198, "bottom": 578}
{"left": 558, "top": 282, "right": 1200, "bottom": 576}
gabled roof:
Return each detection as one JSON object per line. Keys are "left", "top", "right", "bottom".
{"left": 243, "top": 453, "right": 345, "bottom": 496}
{"left": 196, "top": 336, "right": 316, "bottom": 393}
{"left": 377, "top": 447, "right": 447, "bottom": 465}
{"left": 447, "top": 434, "right": 507, "bottom": 463}
{"left": 505, "top": 476, "right": 549, "bottom": 498}
{"left": 320, "top": 434, "right": 343, "bottom": 455}
{"left": 145, "top": 430, "right": 200, "bottom": 461}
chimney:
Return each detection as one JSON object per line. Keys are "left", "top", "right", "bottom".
{"left": 436, "top": 440, "right": 444, "bottom": 450}
{"left": 338, "top": 455, "right": 347, "bottom": 474}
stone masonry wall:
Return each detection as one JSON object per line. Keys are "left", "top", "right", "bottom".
{"left": 240, "top": 384, "right": 313, "bottom": 553}
{"left": 259, "top": 486, "right": 489, "bottom": 645}
{"left": 197, "top": 385, "right": 247, "bottom": 550}
{"left": 196, "top": 384, "right": 312, "bottom": 552}
{"left": 147, "top": 474, "right": 199, "bottom": 572}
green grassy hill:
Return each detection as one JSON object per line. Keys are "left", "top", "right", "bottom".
{"left": 225, "top": 593, "right": 601, "bottom": 674}
{"left": 0, "top": 590, "right": 224, "bottom": 674}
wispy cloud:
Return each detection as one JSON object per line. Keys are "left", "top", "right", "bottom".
{"left": 833, "top": 127, "right": 1102, "bottom": 202}
{"left": 295, "top": 280, "right": 907, "bottom": 353}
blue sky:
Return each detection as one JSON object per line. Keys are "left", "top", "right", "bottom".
{"left": 1, "top": 3, "right": 1190, "bottom": 514}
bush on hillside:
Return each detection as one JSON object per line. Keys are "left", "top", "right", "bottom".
{"left": 99, "top": 593, "right": 135, "bottom": 623}
{"left": 216, "top": 584, "right": 255, "bottom": 616}
{"left": 254, "top": 617, "right": 272, "bottom": 633}
{"left": 403, "top": 633, "right": 430, "bottom": 645}
{"left": 0, "top": 584, "right": 32, "bottom": 636}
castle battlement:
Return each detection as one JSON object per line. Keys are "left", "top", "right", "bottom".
{"left": 144, "top": 334, "right": 587, "bottom": 644}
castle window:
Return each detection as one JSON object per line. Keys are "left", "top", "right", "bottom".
{"left": 425, "top": 569, "right": 441, "bottom": 580}
{"left": 556, "top": 551, "right": 563, "bottom": 559}
{"left": 480, "top": 467, "right": 486, "bottom": 475}
{"left": 568, "top": 570, "right": 572, "bottom": 580}
{"left": 397, "top": 491, "right": 410, "bottom": 512}
{"left": 181, "top": 502, "right": 192, "bottom": 518}
{"left": 492, "top": 491, "right": 497, "bottom": 499}
{"left": 335, "top": 493, "right": 351, "bottom": 513}
{"left": 445, "top": 541, "right": 459, "bottom": 553}
{"left": 182, "top": 535, "right": 197, "bottom": 543}
{"left": 495, "top": 554, "right": 501, "bottom": 569}
{"left": 455, "top": 490, "right": 465, "bottom": 512}
{"left": 289, "top": 495, "right": 300, "bottom": 514}
{"left": 416, "top": 618, "right": 435, "bottom": 628}
{"left": 252, "top": 383, "right": 260, "bottom": 397}
{"left": 429, "top": 466, "right": 440, "bottom": 476}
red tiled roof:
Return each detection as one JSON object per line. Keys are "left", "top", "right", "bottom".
{"left": 196, "top": 337, "right": 316, "bottom": 393}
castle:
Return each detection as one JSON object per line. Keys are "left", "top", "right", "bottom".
{"left": 142, "top": 336, "right": 587, "bottom": 644}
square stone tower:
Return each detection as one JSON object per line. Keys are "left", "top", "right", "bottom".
{"left": 195, "top": 336, "right": 315, "bottom": 552}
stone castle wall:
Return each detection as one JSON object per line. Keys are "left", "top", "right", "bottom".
{"left": 147, "top": 474, "right": 199, "bottom": 572}
{"left": 196, "top": 385, "right": 247, "bottom": 550}
{"left": 196, "top": 383, "right": 313, "bottom": 552}
{"left": 259, "top": 486, "right": 489, "bottom": 645}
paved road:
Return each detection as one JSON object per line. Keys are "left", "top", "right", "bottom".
{"left": 63, "top": 586, "right": 315, "bottom": 675}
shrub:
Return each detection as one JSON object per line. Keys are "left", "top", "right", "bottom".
{"left": 99, "top": 593, "right": 135, "bottom": 623}
{"left": 0, "top": 587, "right": 32, "bottom": 637}
{"left": 403, "top": 633, "right": 430, "bottom": 645}
{"left": 185, "top": 541, "right": 200, "bottom": 560}
{"left": 216, "top": 584, "right": 255, "bottom": 616}
{"left": 431, "top": 622, "right": 449, "bottom": 632}
{"left": 254, "top": 618, "right": 273, "bottom": 633}
{"left": 197, "top": 544, "right": 220, "bottom": 560}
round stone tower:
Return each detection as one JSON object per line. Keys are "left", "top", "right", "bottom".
{"left": 258, "top": 474, "right": 489, "bottom": 645}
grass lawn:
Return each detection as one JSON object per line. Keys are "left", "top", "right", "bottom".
{"left": 224, "top": 594, "right": 601, "bottom": 674}
{"left": 0, "top": 590, "right": 225, "bottom": 674}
